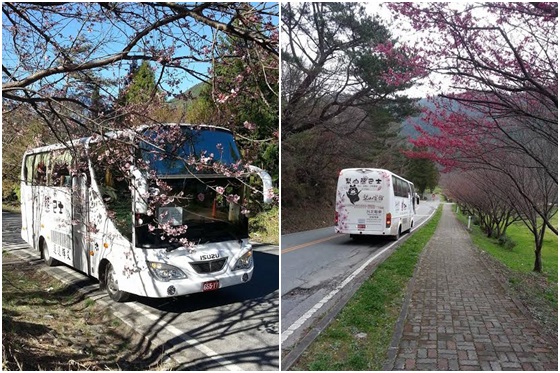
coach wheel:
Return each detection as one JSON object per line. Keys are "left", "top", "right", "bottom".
{"left": 393, "top": 226, "right": 401, "bottom": 241}
{"left": 105, "top": 262, "right": 130, "bottom": 302}
{"left": 407, "top": 220, "right": 414, "bottom": 233}
{"left": 41, "top": 239, "right": 58, "bottom": 267}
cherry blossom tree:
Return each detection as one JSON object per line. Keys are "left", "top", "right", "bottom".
{"left": 442, "top": 156, "right": 556, "bottom": 272}
{"left": 391, "top": 2, "right": 557, "bottom": 175}
{"left": 3, "top": 2, "right": 278, "bottom": 135}
{"left": 3, "top": 2, "right": 279, "bottom": 250}
{"left": 281, "top": 2, "right": 423, "bottom": 139}
{"left": 442, "top": 170, "right": 519, "bottom": 240}
{"left": 391, "top": 2, "right": 557, "bottom": 169}
{"left": 390, "top": 3, "right": 557, "bottom": 272}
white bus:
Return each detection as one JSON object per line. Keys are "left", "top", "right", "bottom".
{"left": 21, "top": 124, "right": 273, "bottom": 302}
{"left": 335, "top": 168, "right": 417, "bottom": 240}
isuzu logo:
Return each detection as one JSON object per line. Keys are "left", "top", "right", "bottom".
{"left": 200, "top": 253, "right": 220, "bottom": 261}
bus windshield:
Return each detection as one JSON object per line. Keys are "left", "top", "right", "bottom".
{"left": 139, "top": 126, "right": 242, "bottom": 176}
{"left": 135, "top": 177, "right": 249, "bottom": 248}
{"left": 91, "top": 131, "right": 249, "bottom": 248}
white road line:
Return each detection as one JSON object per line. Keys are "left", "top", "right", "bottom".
{"left": 122, "top": 302, "right": 244, "bottom": 371}
{"left": 281, "top": 207, "right": 438, "bottom": 344}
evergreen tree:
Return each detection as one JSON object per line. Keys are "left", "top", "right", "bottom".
{"left": 405, "top": 150, "right": 439, "bottom": 196}
{"left": 122, "top": 61, "right": 157, "bottom": 105}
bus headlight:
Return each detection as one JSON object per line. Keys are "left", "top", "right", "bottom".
{"left": 234, "top": 249, "right": 253, "bottom": 271}
{"left": 147, "top": 261, "right": 187, "bottom": 282}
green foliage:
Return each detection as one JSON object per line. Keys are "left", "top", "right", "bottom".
{"left": 497, "top": 234, "right": 517, "bottom": 250}
{"left": 282, "top": 2, "right": 420, "bottom": 138}
{"left": 249, "top": 205, "right": 279, "bottom": 245}
{"left": 122, "top": 61, "right": 158, "bottom": 104}
{"left": 1, "top": 109, "right": 58, "bottom": 202}
{"left": 184, "top": 33, "right": 279, "bottom": 184}
{"left": 185, "top": 84, "right": 216, "bottom": 124}
{"left": 405, "top": 149, "right": 439, "bottom": 195}
{"left": 281, "top": 130, "right": 336, "bottom": 208}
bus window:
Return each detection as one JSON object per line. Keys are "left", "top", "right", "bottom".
{"left": 400, "top": 179, "right": 407, "bottom": 197}
{"left": 135, "top": 177, "right": 249, "bottom": 248}
{"left": 50, "top": 150, "right": 72, "bottom": 187}
{"left": 33, "top": 153, "right": 49, "bottom": 186}
{"left": 393, "top": 176, "right": 404, "bottom": 197}
{"left": 24, "top": 154, "right": 35, "bottom": 185}
{"left": 393, "top": 177, "right": 409, "bottom": 198}
{"left": 90, "top": 141, "right": 133, "bottom": 240}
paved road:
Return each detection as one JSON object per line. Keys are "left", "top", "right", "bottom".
{"left": 281, "top": 200, "right": 440, "bottom": 354}
{"left": 2, "top": 211, "right": 279, "bottom": 371}
{"left": 387, "top": 204, "right": 557, "bottom": 371}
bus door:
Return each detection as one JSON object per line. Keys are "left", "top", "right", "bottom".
{"left": 72, "top": 174, "right": 90, "bottom": 274}
{"left": 21, "top": 154, "right": 37, "bottom": 246}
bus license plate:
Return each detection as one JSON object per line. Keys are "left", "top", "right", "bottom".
{"left": 203, "top": 280, "right": 219, "bottom": 292}
{"left": 358, "top": 224, "right": 366, "bottom": 230}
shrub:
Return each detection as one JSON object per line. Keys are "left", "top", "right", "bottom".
{"left": 497, "top": 234, "right": 516, "bottom": 250}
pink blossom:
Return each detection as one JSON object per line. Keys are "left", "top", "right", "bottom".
{"left": 243, "top": 121, "right": 256, "bottom": 131}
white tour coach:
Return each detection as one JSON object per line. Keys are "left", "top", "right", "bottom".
{"left": 335, "top": 168, "right": 417, "bottom": 240}
{"left": 20, "top": 124, "right": 273, "bottom": 302}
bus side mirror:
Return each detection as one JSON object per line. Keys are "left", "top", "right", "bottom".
{"left": 131, "top": 166, "right": 148, "bottom": 214}
{"left": 247, "top": 165, "right": 274, "bottom": 204}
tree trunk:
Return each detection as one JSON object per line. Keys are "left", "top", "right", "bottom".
{"left": 533, "top": 248, "right": 542, "bottom": 272}
{"left": 532, "top": 224, "right": 546, "bottom": 273}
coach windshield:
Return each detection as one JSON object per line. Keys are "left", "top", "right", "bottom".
{"left": 134, "top": 177, "right": 249, "bottom": 248}
{"left": 139, "top": 126, "right": 242, "bottom": 176}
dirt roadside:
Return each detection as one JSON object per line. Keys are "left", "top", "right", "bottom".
{"left": 2, "top": 252, "right": 175, "bottom": 371}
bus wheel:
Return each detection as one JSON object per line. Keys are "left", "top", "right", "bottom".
{"left": 393, "top": 226, "right": 401, "bottom": 241}
{"left": 105, "top": 262, "right": 130, "bottom": 302}
{"left": 41, "top": 239, "right": 58, "bottom": 267}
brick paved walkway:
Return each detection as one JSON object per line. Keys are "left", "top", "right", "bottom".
{"left": 390, "top": 204, "right": 557, "bottom": 371}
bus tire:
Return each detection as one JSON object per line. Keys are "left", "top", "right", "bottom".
{"left": 105, "top": 262, "right": 130, "bottom": 302}
{"left": 41, "top": 238, "right": 58, "bottom": 267}
{"left": 393, "top": 226, "right": 401, "bottom": 241}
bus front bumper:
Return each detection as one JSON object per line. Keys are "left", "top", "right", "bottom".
{"left": 132, "top": 267, "right": 254, "bottom": 298}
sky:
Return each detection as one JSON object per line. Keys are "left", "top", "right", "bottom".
{"left": 365, "top": 2, "right": 449, "bottom": 98}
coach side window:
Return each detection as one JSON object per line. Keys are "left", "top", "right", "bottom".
{"left": 33, "top": 153, "right": 49, "bottom": 186}
{"left": 399, "top": 179, "right": 407, "bottom": 197}
{"left": 393, "top": 178, "right": 408, "bottom": 198}
{"left": 50, "top": 150, "right": 72, "bottom": 187}
{"left": 90, "top": 140, "right": 133, "bottom": 240}
{"left": 24, "top": 154, "right": 35, "bottom": 185}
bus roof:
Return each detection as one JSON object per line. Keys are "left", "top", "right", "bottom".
{"left": 339, "top": 168, "right": 414, "bottom": 184}
{"left": 22, "top": 123, "right": 233, "bottom": 155}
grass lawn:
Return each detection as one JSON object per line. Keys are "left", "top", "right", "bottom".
{"left": 291, "top": 206, "right": 442, "bottom": 371}
{"left": 455, "top": 210, "right": 558, "bottom": 283}
{"left": 455, "top": 208, "right": 558, "bottom": 310}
